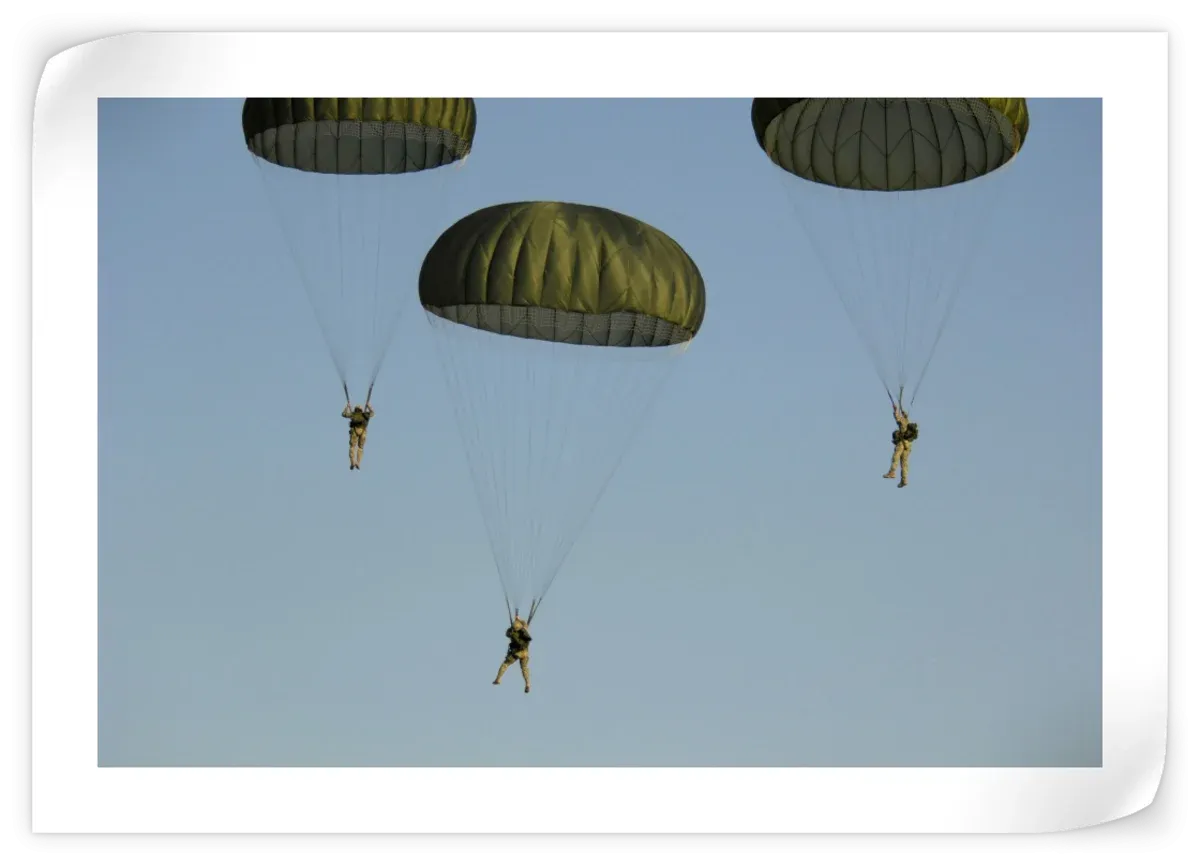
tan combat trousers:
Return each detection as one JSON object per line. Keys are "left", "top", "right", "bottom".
{"left": 494, "top": 649, "right": 530, "bottom": 693}
{"left": 884, "top": 441, "right": 912, "bottom": 486}
{"left": 349, "top": 427, "right": 366, "bottom": 469}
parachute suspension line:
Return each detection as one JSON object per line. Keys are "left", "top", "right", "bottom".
{"left": 902, "top": 183, "right": 964, "bottom": 407}
{"left": 338, "top": 169, "right": 381, "bottom": 394}
{"left": 772, "top": 116, "right": 897, "bottom": 395}
{"left": 426, "top": 310, "right": 689, "bottom": 623}
{"left": 841, "top": 172, "right": 977, "bottom": 407}
{"left": 362, "top": 164, "right": 453, "bottom": 397}
{"left": 896, "top": 97, "right": 936, "bottom": 392}
{"left": 248, "top": 153, "right": 350, "bottom": 393}
{"left": 335, "top": 167, "right": 380, "bottom": 401}
{"left": 894, "top": 102, "right": 910, "bottom": 389}
{"left": 482, "top": 328, "right": 575, "bottom": 613}
{"left": 906, "top": 105, "right": 1024, "bottom": 407}
{"left": 835, "top": 189, "right": 895, "bottom": 392}
{"left": 531, "top": 351, "right": 609, "bottom": 610}
{"left": 906, "top": 252, "right": 964, "bottom": 407}
{"left": 336, "top": 171, "right": 346, "bottom": 307}
{"left": 520, "top": 335, "right": 590, "bottom": 609}
{"left": 881, "top": 184, "right": 931, "bottom": 396}
{"left": 897, "top": 190, "right": 919, "bottom": 392}
{"left": 548, "top": 335, "right": 691, "bottom": 612}
{"left": 426, "top": 315, "right": 525, "bottom": 619}
{"left": 904, "top": 227, "right": 972, "bottom": 408}
{"left": 780, "top": 179, "right": 894, "bottom": 395}
{"left": 906, "top": 168, "right": 1011, "bottom": 408}
{"left": 369, "top": 172, "right": 386, "bottom": 370}
{"left": 330, "top": 170, "right": 351, "bottom": 396}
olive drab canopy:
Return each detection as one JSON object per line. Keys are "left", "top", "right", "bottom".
{"left": 419, "top": 200, "right": 705, "bottom": 348}
{"left": 751, "top": 98, "right": 1028, "bottom": 192}
{"left": 420, "top": 201, "right": 706, "bottom": 624}
{"left": 242, "top": 97, "right": 475, "bottom": 403}
{"left": 749, "top": 98, "right": 1029, "bottom": 406}
{"left": 242, "top": 98, "right": 476, "bottom": 174}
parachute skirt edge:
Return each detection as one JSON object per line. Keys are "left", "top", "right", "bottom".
{"left": 246, "top": 120, "right": 472, "bottom": 175}
{"left": 422, "top": 303, "right": 696, "bottom": 348}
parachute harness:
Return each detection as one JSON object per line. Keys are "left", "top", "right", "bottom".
{"left": 502, "top": 595, "right": 542, "bottom": 630}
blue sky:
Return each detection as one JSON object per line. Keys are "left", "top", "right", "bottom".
{"left": 98, "top": 97, "right": 1101, "bottom": 767}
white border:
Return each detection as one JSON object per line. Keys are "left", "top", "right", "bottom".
{"left": 31, "top": 32, "right": 1166, "bottom": 833}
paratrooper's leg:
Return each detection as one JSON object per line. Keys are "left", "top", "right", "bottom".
{"left": 493, "top": 653, "right": 515, "bottom": 685}
{"left": 518, "top": 651, "right": 530, "bottom": 693}
{"left": 884, "top": 442, "right": 902, "bottom": 479}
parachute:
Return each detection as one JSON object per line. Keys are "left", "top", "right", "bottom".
{"left": 420, "top": 201, "right": 706, "bottom": 622}
{"left": 751, "top": 98, "right": 1029, "bottom": 407}
{"left": 242, "top": 97, "right": 475, "bottom": 404}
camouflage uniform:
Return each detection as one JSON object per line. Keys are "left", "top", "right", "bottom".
{"left": 493, "top": 615, "right": 532, "bottom": 693}
{"left": 342, "top": 402, "right": 374, "bottom": 470}
{"left": 883, "top": 403, "right": 915, "bottom": 488}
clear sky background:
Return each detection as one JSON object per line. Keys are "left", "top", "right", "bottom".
{"left": 98, "top": 98, "right": 1101, "bottom": 767}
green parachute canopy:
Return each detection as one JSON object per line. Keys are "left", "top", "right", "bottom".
{"left": 241, "top": 97, "right": 475, "bottom": 404}
{"left": 749, "top": 98, "right": 1029, "bottom": 406}
{"left": 419, "top": 201, "right": 706, "bottom": 348}
{"left": 242, "top": 97, "right": 475, "bottom": 174}
{"left": 751, "top": 98, "right": 1028, "bottom": 192}
{"left": 419, "top": 201, "right": 705, "bottom": 623}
